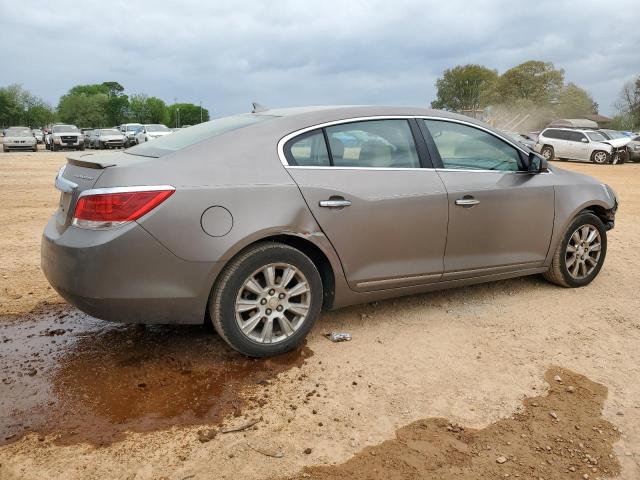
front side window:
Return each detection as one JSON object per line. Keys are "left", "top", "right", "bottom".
{"left": 286, "top": 130, "right": 330, "bottom": 167}
{"left": 423, "top": 120, "right": 521, "bottom": 172}
{"left": 325, "top": 120, "right": 420, "bottom": 168}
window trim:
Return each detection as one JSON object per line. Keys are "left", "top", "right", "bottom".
{"left": 283, "top": 128, "right": 331, "bottom": 167}
{"left": 278, "top": 115, "right": 530, "bottom": 173}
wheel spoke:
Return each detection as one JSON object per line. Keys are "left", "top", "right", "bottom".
{"left": 241, "top": 313, "right": 263, "bottom": 335}
{"left": 571, "top": 260, "right": 580, "bottom": 277}
{"left": 571, "top": 232, "right": 581, "bottom": 245}
{"left": 579, "top": 261, "right": 587, "bottom": 277}
{"left": 566, "top": 244, "right": 577, "bottom": 253}
{"left": 580, "top": 226, "right": 590, "bottom": 241}
{"left": 260, "top": 318, "right": 274, "bottom": 343}
{"left": 244, "top": 278, "right": 264, "bottom": 295}
{"left": 287, "top": 303, "right": 309, "bottom": 317}
{"left": 566, "top": 254, "right": 577, "bottom": 268}
{"left": 278, "top": 316, "right": 295, "bottom": 336}
{"left": 585, "top": 256, "right": 596, "bottom": 266}
{"left": 586, "top": 228, "right": 598, "bottom": 244}
{"left": 280, "top": 267, "right": 295, "bottom": 288}
{"left": 264, "top": 266, "right": 276, "bottom": 288}
{"left": 236, "top": 299, "right": 259, "bottom": 313}
{"left": 590, "top": 243, "right": 601, "bottom": 252}
{"left": 287, "top": 282, "right": 309, "bottom": 298}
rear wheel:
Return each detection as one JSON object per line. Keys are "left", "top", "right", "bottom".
{"left": 51, "top": 143, "right": 58, "bottom": 152}
{"left": 591, "top": 150, "right": 609, "bottom": 164}
{"left": 209, "top": 242, "right": 323, "bottom": 357}
{"left": 543, "top": 213, "right": 607, "bottom": 288}
{"left": 540, "top": 145, "right": 554, "bottom": 161}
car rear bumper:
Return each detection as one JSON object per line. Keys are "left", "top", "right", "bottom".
{"left": 41, "top": 217, "right": 220, "bottom": 324}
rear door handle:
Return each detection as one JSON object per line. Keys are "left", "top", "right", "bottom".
{"left": 319, "top": 198, "right": 351, "bottom": 208}
{"left": 455, "top": 197, "right": 480, "bottom": 207}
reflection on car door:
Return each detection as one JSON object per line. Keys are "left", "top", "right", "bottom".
{"left": 283, "top": 119, "right": 449, "bottom": 292}
{"left": 421, "top": 119, "right": 555, "bottom": 279}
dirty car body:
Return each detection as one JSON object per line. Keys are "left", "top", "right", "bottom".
{"left": 42, "top": 106, "right": 618, "bottom": 357}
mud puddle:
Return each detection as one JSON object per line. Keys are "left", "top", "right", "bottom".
{"left": 285, "top": 367, "right": 621, "bottom": 480}
{"left": 0, "top": 305, "right": 311, "bottom": 446}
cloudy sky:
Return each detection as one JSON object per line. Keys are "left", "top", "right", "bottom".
{"left": 1, "top": 0, "right": 638, "bottom": 117}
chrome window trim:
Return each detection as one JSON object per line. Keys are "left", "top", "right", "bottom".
{"left": 277, "top": 115, "right": 530, "bottom": 170}
{"left": 78, "top": 185, "right": 176, "bottom": 198}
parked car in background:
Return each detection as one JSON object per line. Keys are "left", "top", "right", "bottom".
{"left": 32, "top": 129, "right": 43, "bottom": 144}
{"left": 626, "top": 135, "right": 640, "bottom": 162}
{"left": 2, "top": 127, "right": 38, "bottom": 152}
{"left": 134, "top": 124, "right": 173, "bottom": 144}
{"left": 119, "top": 123, "right": 143, "bottom": 147}
{"left": 47, "top": 124, "right": 84, "bottom": 151}
{"left": 535, "top": 127, "right": 627, "bottom": 164}
{"left": 598, "top": 129, "right": 633, "bottom": 163}
{"left": 80, "top": 128, "right": 94, "bottom": 147}
{"left": 88, "top": 128, "right": 127, "bottom": 149}
{"left": 42, "top": 106, "right": 618, "bottom": 357}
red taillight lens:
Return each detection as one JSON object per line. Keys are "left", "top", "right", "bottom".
{"left": 72, "top": 188, "right": 174, "bottom": 229}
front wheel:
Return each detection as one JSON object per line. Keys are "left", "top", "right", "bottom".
{"left": 591, "top": 150, "right": 609, "bottom": 164}
{"left": 543, "top": 213, "right": 607, "bottom": 288}
{"left": 209, "top": 242, "right": 323, "bottom": 357}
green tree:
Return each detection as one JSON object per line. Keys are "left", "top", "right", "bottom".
{"left": 129, "top": 94, "right": 168, "bottom": 124}
{"left": 0, "top": 84, "right": 56, "bottom": 127}
{"left": 146, "top": 97, "right": 169, "bottom": 124}
{"left": 58, "top": 92, "right": 109, "bottom": 127}
{"left": 554, "top": 83, "right": 598, "bottom": 118}
{"left": 431, "top": 64, "right": 498, "bottom": 111}
{"left": 167, "top": 103, "right": 209, "bottom": 127}
{"left": 493, "top": 60, "right": 564, "bottom": 105}
{"left": 616, "top": 76, "right": 640, "bottom": 129}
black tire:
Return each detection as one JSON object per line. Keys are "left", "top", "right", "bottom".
{"left": 2, "top": 147, "right": 8, "bottom": 153}
{"left": 32, "top": 145, "right": 38, "bottom": 152}
{"left": 209, "top": 242, "right": 323, "bottom": 357}
{"left": 590, "top": 150, "right": 609, "bottom": 164}
{"left": 51, "top": 143, "right": 58, "bottom": 152}
{"left": 540, "top": 145, "right": 554, "bottom": 161}
{"left": 543, "top": 212, "right": 607, "bottom": 288}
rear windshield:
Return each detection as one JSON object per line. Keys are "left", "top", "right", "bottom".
{"left": 126, "top": 114, "right": 274, "bottom": 157}
{"left": 53, "top": 125, "right": 79, "bottom": 133}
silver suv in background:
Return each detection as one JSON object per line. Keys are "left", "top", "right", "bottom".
{"left": 47, "top": 124, "right": 85, "bottom": 151}
{"left": 535, "top": 128, "right": 628, "bottom": 164}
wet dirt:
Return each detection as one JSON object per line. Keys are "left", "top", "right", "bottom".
{"left": 285, "top": 367, "right": 621, "bottom": 480}
{"left": 0, "top": 305, "right": 311, "bottom": 447}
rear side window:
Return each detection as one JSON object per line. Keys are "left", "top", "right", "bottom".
{"left": 324, "top": 120, "right": 420, "bottom": 168}
{"left": 567, "top": 131, "right": 587, "bottom": 142}
{"left": 285, "top": 130, "right": 330, "bottom": 166}
{"left": 543, "top": 129, "right": 565, "bottom": 140}
{"left": 423, "top": 119, "right": 521, "bottom": 172}
{"left": 127, "top": 114, "right": 273, "bottom": 157}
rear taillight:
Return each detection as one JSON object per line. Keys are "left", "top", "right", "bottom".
{"left": 72, "top": 186, "right": 175, "bottom": 229}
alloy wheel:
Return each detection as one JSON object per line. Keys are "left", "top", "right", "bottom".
{"left": 235, "top": 263, "right": 311, "bottom": 344}
{"left": 565, "top": 225, "right": 602, "bottom": 280}
{"left": 593, "top": 151, "right": 607, "bottom": 164}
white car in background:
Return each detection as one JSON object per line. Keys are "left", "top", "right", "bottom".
{"left": 32, "top": 129, "right": 43, "bottom": 143}
{"left": 119, "top": 123, "right": 143, "bottom": 147}
{"left": 134, "top": 124, "right": 173, "bottom": 144}
{"left": 2, "top": 127, "right": 38, "bottom": 152}
{"left": 535, "top": 127, "right": 629, "bottom": 164}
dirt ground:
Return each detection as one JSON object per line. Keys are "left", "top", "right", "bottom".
{"left": 1, "top": 151, "right": 640, "bottom": 479}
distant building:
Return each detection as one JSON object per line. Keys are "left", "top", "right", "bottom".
{"left": 586, "top": 114, "right": 613, "bottom": 129}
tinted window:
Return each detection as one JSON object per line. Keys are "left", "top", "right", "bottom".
{"left": 127, "top": 114, "right": 273, "bottom": 157}
{"left": 423, "top": 120, "right": 521, "bottom": 172}
{"left": 325, "top": 120, "right": 420, "bottom": 168}
{"left": 543, "top": 129, "right": 563, "bottom": 139}
{"left": 286, "top": 130, "right": 330, "bottom": 167}
{"left": 566, "top": 131, "right": 586, "bottom": 142}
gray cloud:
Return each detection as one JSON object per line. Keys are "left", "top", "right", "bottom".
{"left": 1, "top": 0, "right": 638, "bottom": 116}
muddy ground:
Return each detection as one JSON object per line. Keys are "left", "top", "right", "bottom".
{"left": 1, "top": 151, "right": 639, "bottom": 479}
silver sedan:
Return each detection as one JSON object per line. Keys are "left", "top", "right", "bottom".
{"left": 42, "top": 106, "right": 618, "bottom": 357}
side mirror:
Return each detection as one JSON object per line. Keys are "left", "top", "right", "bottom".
{"left": 581, "top": 138, "right": 588, "bottom": 143}
{"left": 528, "top": 151, "right": 547, "bottom": 174}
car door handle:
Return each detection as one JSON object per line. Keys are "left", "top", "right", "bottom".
{"left": 455, "top": 197, "right": 480, "bottom": 207}
{"left": 319, "top": 198, "right": 351, "bottom": 208}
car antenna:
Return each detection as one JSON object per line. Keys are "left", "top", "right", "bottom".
{"left": 251, "top": 102, "right": 268, "bottom": 113}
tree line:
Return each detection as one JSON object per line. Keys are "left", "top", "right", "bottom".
{"left": 430, "top": 60, "right": 639, "bottom": 131}
{"left": 0, "top": 81, "right": 209, "bottom": 129}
